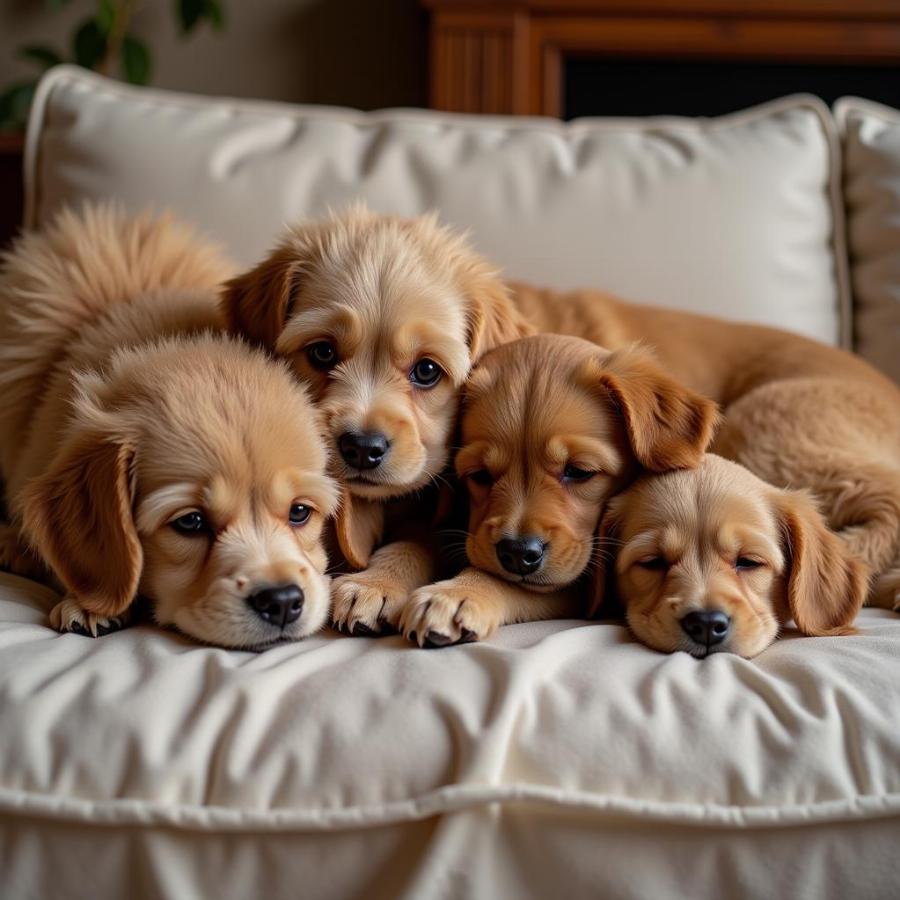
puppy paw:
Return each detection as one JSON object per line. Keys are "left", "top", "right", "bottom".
{"left": 49, "top": 597, "right": 129, "bottom": 637}
{"left": 331, "top": 572, "right": 410, "bottom": 636}
{"left": 400, "top": 581, "right": 500, "bottom": 648}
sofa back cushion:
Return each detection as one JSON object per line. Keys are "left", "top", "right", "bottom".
{"left": 836, "top": 97, "right": 900, "bottom": 381}
{"left": 26, "top": 66, "right": 849, "bottom": 346}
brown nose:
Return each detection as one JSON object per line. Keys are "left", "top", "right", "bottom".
{"left": 339, "top": 431, "right": 389, "bottom": 470}
{"left": 246, "top": 584, "right": 304, "bottom": 629}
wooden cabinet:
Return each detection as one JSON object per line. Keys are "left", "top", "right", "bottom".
{"left": 423, "top": 0, "right": 900, "bottom": 116}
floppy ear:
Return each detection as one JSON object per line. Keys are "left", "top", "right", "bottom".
{"left": 588, "top": 504, "right": 622, "bottom": 618}
{"left": 774, "top": 490, "right": 868, "bottom": 637}
{"left": 334, "top": 488, "right": 385, "bottom": 570}
{"left": 20, "top": 431, "right": 141, "bottom": 618}
{"left": 591, "top": 344, "right": 720, "bottom": 472}
{"left": 465, "top": 273, "right": 534, "bottom": 361}
{"left": 221, "top": 246, "right": 302, "bottom": 348}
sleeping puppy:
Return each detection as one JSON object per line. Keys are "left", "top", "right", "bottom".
{"left": 222, "top": 207, "right": 530, "bottom": 635}
{"left": 0, "top": 206, "right": 338, "bottom": 648}
{"left": 591, "top": 454, "right": 868, "bottom": 658}
{"left": 399, "top": 333, "right": 719, "bottom": 645}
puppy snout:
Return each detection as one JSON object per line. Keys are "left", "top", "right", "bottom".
{"left": 246, "top": 583, "right": 304, "bottom": 629}
{"left": 496, "top": 536, "right": 546, "bottom": 575}
{"left": 339, "top": 431, "right": 389, "bottom": 471}
{"left": 680, "top": 610, "right": 731, "bottom": 648}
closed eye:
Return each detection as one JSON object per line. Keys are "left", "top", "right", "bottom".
{"left": 735, "top": 556, "right": 765, "bottom": 571}
{"left": 636, "top": 556, "right": 668, "bottom": 572}
{"left": 468, "top": 469, "right": 494, "bottom": 487}
{"left": 563, "top": 464, "right": 596, "bottom": 482}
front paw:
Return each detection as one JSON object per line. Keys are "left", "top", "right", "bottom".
{"left": 400, "top": 581, "right": 500, "bottom": 648}
{"left": 331, "top": 572, "right": 410, "bottom": 636}
{"left": 49, "top": 596, "right": 129, "bottom": 637}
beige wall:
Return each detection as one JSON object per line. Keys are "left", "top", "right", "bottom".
{"left": 0, "top": 0, "right": 428, "bottom": 109}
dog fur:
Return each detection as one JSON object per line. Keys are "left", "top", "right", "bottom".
{"left": 592, "top": 454, "right": 868, "bottom": 657}
{"left": 221, "top": 207, "right": 531, "bottom": 635}
{"left": 0, "top": 205, "right": 338, "bottom": 648}
{"left": 399, "top": 334, "right": 719, "bottom": 645}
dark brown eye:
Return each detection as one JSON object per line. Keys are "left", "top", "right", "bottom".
{"left": 307, "top": 341, "right": 338, "bottom": 370}
{"left": 410, "top": 358, "right": 443, "bottom": 387}
{"left": 289, "top": 503, "right": 312, "bottom": 526}
{"left": 736, "top": 557, "right": 764, "bottom": 571}
{"left": 171, "top": 511, "right": 210, "bottom": 535}
{"left": 563, "top": 464, "right": 595, "bottom": 482}
{"left": 468, "top": 469, "right": 494, "bottom": 487}
{"left": 636, "top": 556, "right": 668, "bottom": 572}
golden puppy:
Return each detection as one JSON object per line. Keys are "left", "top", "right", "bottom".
{"left": 0, "top": 206, "right": 337, "bottom": 648}
{"left": 399, "top": 334, "right": 719, "bottom": 645}
{"left": 591, "top": 455, "right": 868, "bottom": 658}
{"left": 222, "top": 207, "right": 530, "bottom": 634}
{"left": 511, "top": 283, "right": 900, "bottom": 608}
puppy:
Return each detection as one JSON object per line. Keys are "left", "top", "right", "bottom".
{"left": 399, "top": 334, "right": 719, "bottom": 645}
{"left": 222, "top": 207, "right": 531, "bottom": 634}
{"left": 591, "top": 455, "right": 868, "bottom": 658}
{"left": 0, "top": 206, "right": 338, "bottom": 648}
{"left": 511, "top": 282, "right": 900, "bottom": 608}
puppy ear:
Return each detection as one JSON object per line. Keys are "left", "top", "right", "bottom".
{"left": 21, "top": 431, "right": 141, "bottom": 618}
{"left": 591, "top": 344, "right": 719, "bottom": 472}
{"left": 465, "top": 274, "right": 534, "bottom": 361}
{"left": 222, "top": 246, "right": 301, "bottom": 348}
{"left": 773, "top": 490, "right": 868, "bottom": 637}
{"left": 334, "top": 488, "right": 385, "bottom": 570}
{"left": 588, "top": 503, "right": 622, "bottom": 618}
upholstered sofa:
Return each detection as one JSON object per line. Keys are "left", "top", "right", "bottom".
{"left": 1, "top": 66, "right": 898, "bottom": 899}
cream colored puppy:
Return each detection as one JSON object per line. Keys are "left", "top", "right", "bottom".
{"left": 0, "top": 206, "right": 338, "bottom": 648}
{"left": 592, "top": 455, "right": 868, "bottom": 658}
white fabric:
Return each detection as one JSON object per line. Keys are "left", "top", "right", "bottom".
{"left": 25, "top": 66, "right": 850, "bottom": 347}
{"left": 1, "top": 572, "right": 898, "bottom": 899}
{"left": 835, "top": 97, "right": 900, "bottom": 382}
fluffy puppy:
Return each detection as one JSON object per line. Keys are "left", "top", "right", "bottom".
{"left": 222, "top": 207, "right": 530, "bottom": 634}
{"left": 399, "top": 334, "right": 719, "bottom": 646}
{"left": 591, "top": 455, "right": 868, "bottom": 658}
{"left": 0, "top": 206, "right": 337, "bottom": 648}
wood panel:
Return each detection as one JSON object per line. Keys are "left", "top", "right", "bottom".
{"left": 424, "top": 0, "right": 900, "bottom": 116}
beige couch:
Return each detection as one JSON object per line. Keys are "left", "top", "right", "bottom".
{"left": 1, "top": 66, "right": 898, "bottom": 900}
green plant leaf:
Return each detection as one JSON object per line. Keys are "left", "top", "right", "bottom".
{"left": 96, "top": 0, "right": 117, "bottom": 35}
{"left": 18, "top": 44, "right": 64, "bottom": 70}
{"left": 205, "top": 0, "right": 225, "bottom": 29}
{"left": 73, "top": 19, "right": 108, "bottom": 70}
{"left": 121, "top": 35, "right": 151, "bottom": 85}
{"left": 0, "top": 81, "right": 37, "bottom": 132}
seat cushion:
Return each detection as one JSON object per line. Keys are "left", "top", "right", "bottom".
{"left": 1, "top": 572, "right": 898, "bottom": 899}
{"left": 25, "top": 66, "right": 849, "bottom": 347}
{"left": 835, "top": 97, "right": 900, "bottom": 382}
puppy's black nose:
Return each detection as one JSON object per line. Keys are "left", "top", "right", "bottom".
{"left": 339, "top": 431, "right": 389, "bottom": 471}
{"left": 496, "top": 537, "right": 546, "bottom": 575}
{"left": 246, "top": 584, "right": 304, "bottom": 629}
{"left": 680, "top": 610, "right": 731, "bottom": 647}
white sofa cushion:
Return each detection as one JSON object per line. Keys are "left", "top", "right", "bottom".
{"left": 25, "top": 66, "right": 850, "bottom": 347}
{"left": 835, "top": 97, "right": 900, "bottom": 382}
{"left": 1, "top": 572, "right": 898, "bottom": 899}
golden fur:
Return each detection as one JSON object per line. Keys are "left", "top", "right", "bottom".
{"left": 512, "top": 282, "right": 900, "bottom": 607}
{"left": 0, "top": 206, "right": 338, "bottom": 647}
{"left": 221, "top": 207, "right": 530, "bottom": 635}
{"left": 399, "top": 334, "right": 719, "bottom": 646}
{"left": 592, "top": 454, "right": 868, "bottom": 657}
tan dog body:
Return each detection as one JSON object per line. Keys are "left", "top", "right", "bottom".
{"left": 594, "top": 455, "right": 868, "bottom": 657}
{"left": 512, "top": 283, "right": 900, "bottom": 605}
{"left": 0, "top": 206, "right": 337, "bottom": 647}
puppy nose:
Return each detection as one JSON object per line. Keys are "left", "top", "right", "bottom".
{"left": 246, "top": 584, "right": 304, "bottom": 629}
{"left": 680, "top": 610, "right": 731, "bottom": 647}
{"left": 496, "top": 537, "right": 546, "bottom": 575}
{"left": 339, "top": 431, "right": 389, "bottom": 470}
